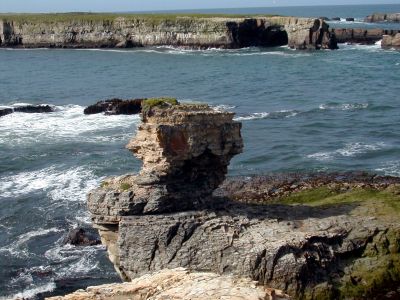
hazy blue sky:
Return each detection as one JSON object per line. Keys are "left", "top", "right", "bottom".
{"left": 0, "top": 0, "right": 399, "bottom": 13}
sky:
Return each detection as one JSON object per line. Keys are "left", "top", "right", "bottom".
{"left": 0, "top": 0, "right": 399, "bottom": 13}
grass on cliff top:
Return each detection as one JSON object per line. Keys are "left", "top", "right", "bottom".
{"left": 0, "top": 12, "right": 278, "bottom": 24}
{"left": 275, "top": 186, "right": 400, "bottom": 214}
{"left": 142, "top": 97, "right": 178, "bottom": 110}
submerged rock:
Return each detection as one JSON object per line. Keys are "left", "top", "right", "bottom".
{"left": 46, "top": 268, "right": 291, "bottom": 300}
{"left": 83, "top": 98, "right": 143, "bottom": 115}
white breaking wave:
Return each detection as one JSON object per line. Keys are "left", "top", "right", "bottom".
{"left": 0, "top": 104, "right": 139, "bottom": 146}
{"left": 376, "top": 161, "right": 400, "bottom": 177}
{"left": 0, "top": 166, "right": 100, "bottom": 201}
{"left": 211, "top": 104, "right": 237, "bottom": 112}
{"left": 234, "top": 110, "right": 298, "bottom": 121}
{"left": 319, "top": 103, "right": 369, "bottom": 111}
{"left": 4, "top": 282, "right": 56, "bottom": 300}
{"left": 307, "top": 142, "right": 386, "bottom": 161}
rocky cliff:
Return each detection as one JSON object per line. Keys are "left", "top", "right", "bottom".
{"left": 332, "top": 28, "right": 400, "bottom": 45}
{"left": 0, "top": 14, "right": 337, "bottom": 50}
{"left": 365, "top": 13, "right": 400, "bottom": 23}
{"left": 86, "top": 101, "right": 400, "bottom": 299}
{"left": 382, "top": 33, "right": 400, "bottom": 49}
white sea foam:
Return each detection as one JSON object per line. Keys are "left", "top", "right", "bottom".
{"left": 234, "top": 112, "right": 270, "bottom": 121}
{"left": 234, "top": 110, "right": 298, "bottom": 121}
{"left": 338, "top": 42, "right": 382, "bottom": 52}
{"left": 0, "top": 104, "right": 139, "bottom": 146}
{"left": 211, "top": 104, "right": 237, "bottom": 112}
{"left": 0, "top": 166, "right": 101, "bottom": 201}
{"left": 5, "top": 282, "right": 56, "bottom": 300}
{"left": 0, "top": 227, "right": 62, "bottom": 258}
{"left": 307, "top": 142, "right": 386, "bottom": 161}
{"left": 376, "top": 161, "right": 400, "bottom": 177}
{"left": 319, "top": 103, "right": 369, "bottom": 111}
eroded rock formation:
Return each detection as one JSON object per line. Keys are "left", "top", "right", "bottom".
{"left": 365, "top": 13, "right": 400, "bottom": 23}
{"left": 87, "top": 103, "right": 400, "bottom": 299}
{"left": 47, "top": 268, "right": 290, "bottom": 300}
{"left": 332, "top": 28, "right": 400, "bottom": 45}
{"left": 0, "top": 16, "right": 337, "bottom": 50}
{"left": 382, "top": 33, "right": 400, "bottom": 49}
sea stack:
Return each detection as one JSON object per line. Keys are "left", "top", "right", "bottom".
{"left": 87, "top": 100, "right": 400, "bottom": 299}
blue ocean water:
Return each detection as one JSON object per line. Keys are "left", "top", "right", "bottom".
{"left": 0, "top": 4, "right": 400, "bottom": 299}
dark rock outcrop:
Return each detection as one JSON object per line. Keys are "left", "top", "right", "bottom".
{"left": 331, "top": 17, "right": 341, "bottom": 21}
{"left": 365, "top": 13, "right": 400, "bottom": 23}
{"left": 0, "top": 16, "right": 337, "bottom": 50}
{"left": 345, "top": 17, "right": 355, "bottom": 22}
{"left": 83, "top": 98, "right": 143, "bottom": 115}
{"left": 0, "top": 108, "right": 13, "bottom": 117}
{"left": 0, "top": 104, "right": 55, "bottom": 117}
{"left": 64, "top": 228, "right": 101, "bottom": 246}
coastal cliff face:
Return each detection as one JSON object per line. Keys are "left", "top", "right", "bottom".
{"left": 365, "top": 13, "right": 400, "bottom": 23}
{"left": 382, "top": 33, "right": 400, "bottom": 49}
{"left": 332, "top": 28, "right": 400, "bottom": 45}
{"left": 0, "top": 15, "right": 337, "bottom": 50}
{"left": 87, "top": 103, "right": 400, "bottom": 299}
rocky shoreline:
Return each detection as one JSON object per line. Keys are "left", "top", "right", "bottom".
{"left": 0, "top": 15, "right": 337, "bottom": 50}
{"left": 51, "top": 100, "right": 399, "bottom": 300}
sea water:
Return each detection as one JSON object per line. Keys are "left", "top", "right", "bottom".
{"left": 0, "top": 4, "right": 400, "bottom": 299}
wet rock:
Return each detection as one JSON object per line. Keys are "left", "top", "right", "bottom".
{"left": 0, "top": 104, "right": 55, "bottom": 117}
{"left": 365, "top": 13, "right": 400, "bottom": 23}
{"left": 0, "top": 108, "right": 13, "bottom": 117}
{"left": 83, "top": 98, "right": 143, "bottom": 115}
{"left": 331, "top": 17, "right": 341, "bottom": 21}
{"left": 346, "top": 17, "right": 355, "bottom": 22}
{"left": 13, "top": 104, "right": 55, "bottom": 113}
{"left": 64, "top": 228, "right": 101, "bottom": 246}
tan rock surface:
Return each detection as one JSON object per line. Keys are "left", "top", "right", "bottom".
{"left": 46, "top": 268, "right": 290, "bottom": 300}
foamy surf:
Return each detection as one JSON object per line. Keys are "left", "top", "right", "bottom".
{"left": 234, "top": 110, "right": 298, "bottom": 121}
{"left": 0, "top": 104, "right": 139, "bottom": 146}
{"left": 307, "top": 142, "right": 387, "bottom": 161}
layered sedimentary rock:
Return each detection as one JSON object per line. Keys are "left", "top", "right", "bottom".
{"left": 331, "top": 28, "right": 400, "bottom": 44}
{"left": 0, "top": 15, "right": 337, "bottom": 50}
{"left": 382, "top": 33, "right": 400, "bottom": 49}
{"left": 88, "top": 103, "right": 400, "bottom": 299}
{"left": 47, "top": 268, "right": 290, "bottom": 300}
{"left": 365, "top": 13, "right": 400, "bottom": 23}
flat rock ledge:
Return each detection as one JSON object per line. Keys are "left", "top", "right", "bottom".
{"left": 86, "top": 102, "right": 400, "bottom": 299}
{"left": 46, "top": 268, "right": 290, "bottom": 300}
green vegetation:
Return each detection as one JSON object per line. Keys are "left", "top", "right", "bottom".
{"left": 0, "top": 12, "right": 275, "bottom": 24}
{"left": 120, "top": 183, "right": 131, "bottom": 191}
{"left": 100, "top": 181, "right": 109, "bottom": 188}
{"left": 141, "top": 97, "right": 178, "bottom": 116}
{"left": 276, "top": 186, "right": 400, "bottom": 214}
